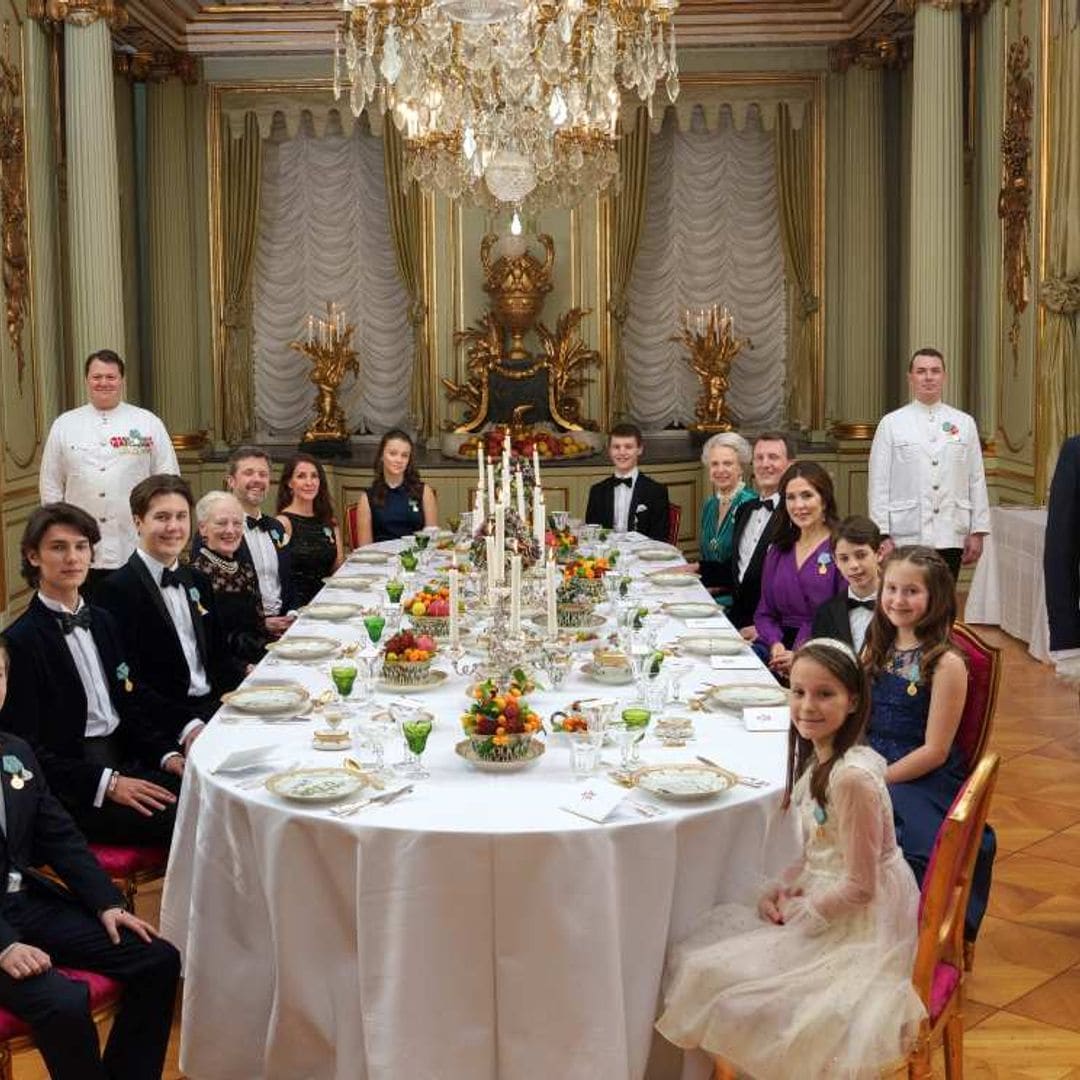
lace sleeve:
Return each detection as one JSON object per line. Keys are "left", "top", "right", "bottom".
{"left": 788, "top": 764, "right": 884, "bottom": 933}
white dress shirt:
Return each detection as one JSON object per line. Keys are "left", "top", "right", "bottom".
{"left": 868, "top": 400, "right": 991, "bottom": 549}
{"left": 736, "top": 493, "right": 779, "bottom": 582}
{"left": 846, "top": 588, "right": 876, "bottom": 655}
{"left": 245, "top": 517, "right": 282, "bottom": 616}
{"left": 38, "top": 592, "right": 119, "bottom": 807}
{"left": 612, "top": 468, "right": 639, "bottom": 533}
{"left": 40, "top": 402, "right": 179, "bottom": 570}
{"left": 136, "top": 549, "right": 211, "bottom": 699}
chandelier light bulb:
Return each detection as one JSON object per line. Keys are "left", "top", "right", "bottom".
{"left": 510, "top": 209, "right": 523, "bottom": 236}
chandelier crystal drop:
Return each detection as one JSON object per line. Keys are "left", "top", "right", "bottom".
{"left": 334, "top": 0, "right": 680, "bottom": 210}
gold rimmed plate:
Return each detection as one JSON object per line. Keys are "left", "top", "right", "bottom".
{"left": 704, "top": 684, "right": 788, "bottom": 711}
{"left": 221, "top": 683, "right": 311, "bottom": 715}
{"left": 300, "top": 602, "right": 364, "bottom": 621}
{"left": 632, "top": 763, "right": 736, "bottom": 802}
{"left": 265, "top": 636, "right": 341, "bottom": 662}
{"left": 265, "top": 767, "right": 366, "bottom": 803}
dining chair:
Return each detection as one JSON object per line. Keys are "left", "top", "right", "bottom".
{"left": 949, "top": 622, "right": 1002, "bottom": 774}
{"left": 666, "top": 503, "right": 682, "bottom": 547}
{"left": 87, "top": 843, "right": 169, "bottom": 911}
{"left": 344, "top": 502, "right": 361, "bottom": 550}
{"left": 0, "top": 969, "right": 122, "bottom": 1079}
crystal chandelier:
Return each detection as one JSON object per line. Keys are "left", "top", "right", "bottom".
{"left": 333, "top": 0, "right": 680, "bottom": 210}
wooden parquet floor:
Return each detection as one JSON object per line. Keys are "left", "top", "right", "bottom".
{"left": 10, "top": 628, "right": 1080, "bottom": 1078}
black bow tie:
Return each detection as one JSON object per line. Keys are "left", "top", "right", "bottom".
{"left": 749, "top": 496, "right": 777, "bottom": 512}
{"left": 247, "top": 515, "right": 276, "bottom": 533}
{"left": 57, "top": 608, "right": 93, "bottom": 635}
{"left": 847, "top": 597, "right": 876, "bottom": 612}
{"left": 160, "top": 567, "right": 184, "bottom": 589}
{"left": 614, "top": 477, "right": 633, "bottom": 488}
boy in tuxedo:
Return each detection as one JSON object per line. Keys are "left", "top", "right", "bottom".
{"left": 585, "top": 423, "right": 670, "bottom": 542}
{"left": 97, "top": 474, "right": 232, "bottom": 751}
{"left": 1, "top": 505, "right": 180, "bottom": 845}
{"left": 811, "top": 515, "right": 883, "bottom": 655}
{"left": 0, "top": 637, "right": 180, "bottom": 1079}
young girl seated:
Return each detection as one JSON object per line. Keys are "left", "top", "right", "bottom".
{"left": 864, "top": 545, "right": 996, "bottom": 939}
{"left": 656, "top": 639, "right": 924, "bottom": 1079}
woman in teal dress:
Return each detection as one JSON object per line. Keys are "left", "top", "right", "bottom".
{"left": 697, "top": 432, "right": 755, "bottom": 606}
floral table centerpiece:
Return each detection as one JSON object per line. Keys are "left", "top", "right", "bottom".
{"left": 561, "top": 555, "right": 612, "bottom": 601}
{"left": 381, "top": 630, "right": 438, "bottom": 686}
{"left": 403, "top": 584, "right": 453, "bottom": 638}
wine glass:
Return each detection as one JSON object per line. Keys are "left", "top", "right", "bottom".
{"left": 393, "top": 704, "right": 432, "bottom": 779}
{"left": 385, "top": 578, "right": 405, "bottom": 606}
{"left": 330, "top": 662, "right": 358, "bottom": 701}
{"left": 363, "top": 613, "right": 386, "bottom": 648}
{"left": 356, "top": 711, "right": 394, "bottom": 774}
{"left": 622, "top": 705, "right": 652, "bottom": 766}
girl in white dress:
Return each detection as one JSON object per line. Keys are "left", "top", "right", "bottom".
{"left": 656, "top": 638, "right": 926, "bottom": 1079}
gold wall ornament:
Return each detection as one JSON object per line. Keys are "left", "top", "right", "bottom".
{"left": 672, "top": 305, "right": 750, "bottom": 434}
{"left": 443, "top": 232, "right": 601, "bottom": 433}
{"left": 0, "top": 31, "right": 29, "bottom": 391}
{"left": 290, "top": 302, "right": 360, "bottom": 445}
{"left": 999, "top": 34, "right": 1033, "bottom": 373}
{"left": 29, "top": 0, "right": 127, "bottom": 29}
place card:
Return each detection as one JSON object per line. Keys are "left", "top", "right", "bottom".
{"left": 743, "top": 705, "right": 790, "bottom": 732}
{"left": 710, "top": 654, "right": 762, "bottom": 671}
{"left": 560, "top": 781, "right": 626, "bottom": 823}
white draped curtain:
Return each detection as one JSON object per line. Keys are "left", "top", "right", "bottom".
{"left": 252, "top": 118, "right": 413, "bottom": 438}
{"left": 623, "top": 107, "right": 788, "bottom": 430}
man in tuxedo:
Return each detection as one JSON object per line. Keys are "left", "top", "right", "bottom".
{"left": 811, "top": 515, "right": 883, "bottom": 654}
{"left": 224, "top": 446, "right": 296, "bottom": 632}
{"left": 97, "top": 474, "right": 231, "bottom": 751}
{"left": 1045, "top": 435, "right": 1080, "bottom": 673}
{"left": 727, "top": 432, "right": 794, "bottom": 636}
{"left": 1, "top": 505, "right": 180, "bottom": 845}
{"left": 0, "top": 639, "right": 180, "bottom": 1079}
{"left": 585, "top": 423, "right": 671, "bottom": 542}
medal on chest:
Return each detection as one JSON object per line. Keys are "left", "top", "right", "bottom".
{"left": 816, "top": 550, "right": 832, "bottom": 577}
{"left": 2, "top": 754, "right": 33, "bottom": 790}
{"left": 812, "top": 802, "right": 828, "bottom": 839}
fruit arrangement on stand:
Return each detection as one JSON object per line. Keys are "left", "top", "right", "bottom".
{"left": 403, "top": 585, "right": 453, "bottom": 637}
{"left": 561, "top": 555, "right": 611, "bottom": 600}
{"left": 546, "top": 527, "right": 579, "bottom": 561}
{"left": 461, "top": 674, "right": 544, "bottom": 762}
{"left": 458, "top": 426, "right": 593, "bottom": 461}
{"left": 382, "top": 630, "right": 438, "bottom": 685}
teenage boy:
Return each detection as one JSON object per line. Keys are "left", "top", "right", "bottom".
{"left": 727, "top": 432, "right": 794, "bottom": 636}
{"left": 585, "top": 423, "right": 671, "bottom": 542}
{"left": 0, "top": 505, "right": 180, "bottom": 844}
{"left": 224, "top": 446, "right": 295, "bottom": 633}
{"left": 97, "top": 474, "right": 231, "bottom": 745}
{"left": 811, "top": 515, "right": 883, "bottom": 654}
{"left": 0, "top": 637, "right": 181, "bottom": 1079}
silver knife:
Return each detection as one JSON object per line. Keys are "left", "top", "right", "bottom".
{"left": 369, "top": 784, "right": 414, "bottom": 805}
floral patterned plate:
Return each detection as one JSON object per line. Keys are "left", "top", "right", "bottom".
{"left": 265, "top": 767, "right": 366, "bottom": 802}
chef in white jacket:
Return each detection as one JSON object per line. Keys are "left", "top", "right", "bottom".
{"left": 39, "top": 350, "right": 179, "bottom": 597}
{"left": 868, "top": 347, "right": 990, "bottom": 580}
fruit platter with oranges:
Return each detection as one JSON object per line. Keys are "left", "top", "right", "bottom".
{"left": 403, "top": 584, "right": 453, "bottom": 637}
{"left": 453, "top": 425, "right": 596, "bottom": 462}
{"left": 382, "top": 630, "right": 438, "bottom": 685}
{"left": 460, "top": 674, "right": 544, "bottom": 763}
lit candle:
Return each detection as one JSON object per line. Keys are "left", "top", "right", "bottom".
{"left": 501, "top": 446, "right": 511, "bottom": 507}
{"left": 449, "top": 568, "right": 460, "bottom": 645}
{"left": 486, "top": 458, "right": 496, "bottom": 515}
{"left": 532, "top": 446, "right": 541, "bottom": 489}
{"left": 534, "top": 491, "right": 546, "bottom": 554}
{"left": 515, "top": 467, "right": 526, "bottom": 521}
{"left": 477, "top": 444, "right": 485, "bottom": 491}
{"left": 509, "top": 554, "right": 522, "bottom": 634}
{"left": 546, "top": 558, "right": 557, "bottom": 637}
{"left": 485, "top": 535, "right": 497, "bottom": 595}
{"left": 474, "top": 484, "right": 484, "bottom": 526}
{"left": 494, "top": 503, "right": 506, "bottom": 584}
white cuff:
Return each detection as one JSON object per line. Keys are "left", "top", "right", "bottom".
{"left": 179, "top": 719, "right": 205, "bottom": 748}
{"left": 160, "top": 751, "right": 182, "bottom": 769}
{"left": 93, "top": 768, "right": 114, "bottom": 808}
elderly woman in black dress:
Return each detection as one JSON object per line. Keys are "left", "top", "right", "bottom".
{"left": 192, "top": 491, "right": 267, "bottom": 679}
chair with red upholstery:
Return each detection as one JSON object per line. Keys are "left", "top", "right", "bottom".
{"left": 88, "top": 843, "right": 169, "bottom": 910}
{"left": 904, "top": 753, "right": 1001, "bottom": 1080}
{"left": 949, "top": 622, "right": 1002, "bottom": 774}
{"left": 666, "top": 503, "right": 682, "bottom": 547}
{"left": 345, "top": 502, "right": 361, "bottom": 550}
{"left": 0, "top": 968, "right": 122, "bottom": 1079}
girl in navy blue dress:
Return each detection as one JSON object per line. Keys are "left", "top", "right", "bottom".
{"left": 864, "top": 545, "right": 995, "bottom": 938}
{"left": 354, "top": 430, "right": 438, "bottom": 545}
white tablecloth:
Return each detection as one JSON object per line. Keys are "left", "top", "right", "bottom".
{"left": 161, "top": 537, "right": 800, "bottom": 1080}
{"left": 965, "top": 506, "right": 1050, "bottom": 662}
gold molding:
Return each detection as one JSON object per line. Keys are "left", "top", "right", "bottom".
{"left": 830, "top": 421, "right": 878, "bottom": 439}
{"left": 29, "top": 0, "right": 127, "bottom": 29}
{"left": 171, "top": 431, "right": 208, "bottom": 450}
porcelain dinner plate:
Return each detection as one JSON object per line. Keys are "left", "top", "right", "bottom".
{"left": 647, "top": 572, "right": 697, "bottom": 588}
{"left": 637, "top": 548, "right": 680, "bottom": 562}
{"left": 678, "top": 634, "right": 747, "bottom": 657}
{"left": 265, "top": 767, "right": 365, "bottom": 802}
{"left": 349, "top": 551, "right": 391, "bottom": 564}
{"left": 265, "top": 636, "right": 341, "bottom": 661}
{"left": 301, "top": 602, "right": 364, "bottom": 621}
{"left": 705, "top": 684, "right": 788, "bottom": 710}
{"left": 662, "top": 601, "right": 720, "bottom": 619}
{"left": 323, "top": 576, "right": 376, "bottom": 591}
{"left": 221, "top": 684, "right": 311, "bottom": 715}
{"left": 376, "top": 670, "right": 449, "bottom": 694}
{"left": 581, "top": 661, "right": 634, "bottom": 685}
{"left": 633, "top": 764, "right": 735, "bottom": 802}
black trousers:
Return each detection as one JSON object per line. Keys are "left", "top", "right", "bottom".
{"left": 0, "top": 887, "right": 179, "bottom": 1079}
{"left": 70, "top": 767, "right": 180, "bottom": 847}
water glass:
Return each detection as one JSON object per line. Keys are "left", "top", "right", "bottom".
{"left": 330, "top": 662, "right": 358, "bottom": 699}
{"left": 569, "top": 731, "right": 603, "bottom": 778}
{"left": 363, "top": 613, "right": 386, "bottom": 646}
{"left": 623, "top": 705, "right": 652, "bottom": 765}
{"left": 353, "top": 654, "right": 377, "bottom": 705}
{"left": 386, "top": 578, "right": 405, "bottom": 605}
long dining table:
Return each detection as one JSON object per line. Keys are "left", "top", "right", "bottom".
{"left": 161, "top": 533, "right": 799, "bottom": 1080}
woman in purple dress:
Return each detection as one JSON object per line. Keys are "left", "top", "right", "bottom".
{"left": 754, "top": 462, "right": 844, "bottom": 678}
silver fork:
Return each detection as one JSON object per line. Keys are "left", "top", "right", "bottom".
{"left": 696, "top": 755, "right": 769, "bottom": 788}
{"left": 329, "top": 784, "right": 414, "bottom": 817}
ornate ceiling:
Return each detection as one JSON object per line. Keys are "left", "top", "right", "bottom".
{"left": 118, "top": 0, "right": 899, "bottom": 56}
